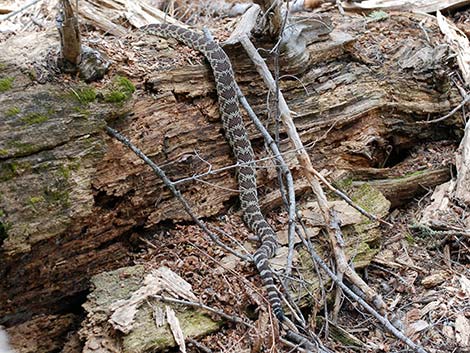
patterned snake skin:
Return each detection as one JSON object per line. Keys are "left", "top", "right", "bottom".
{"left": 142, "top": 24, "right": 284, "bottom": 322}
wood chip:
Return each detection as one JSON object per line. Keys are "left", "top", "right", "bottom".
{"left": 342, "top": 0, "right": 470, "bottom": 13}
{"left": 109, "top": 267, "right": 197, "bottom": 333}
{"left": 166, "top": 305, "right": 187, "bottom": 353}
{"left": 459, "top": 275, "right": 470, "bottom": 297}
{"left": 421, "top": 271, "right": 448, "bottom": 288}
{"left": 456, "top": 314, "right": 470, "bottom": 347}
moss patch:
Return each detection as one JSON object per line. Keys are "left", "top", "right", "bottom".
{"left": 8, "top": 142, "right": 38, "bottom": 155}
{"left": 0, "top": 77, "right": 14, "bottom": 93}
{"left": 0, "top": 162, "right": 18, "bottom": 181}
{"left": 104, "top": 76, "right": 135, "bottom": 103}
{"left": 5, "top": 107, "right": 20, "bottom": 117}
{"left": 28, "top": 195, "right": 45, "bottom": 212}
{"left": 0, "top": 221, "right": 11, "bottom": 240}
{"left": 21, "top": 113, "right": 49, "bottom": 125}
{"left": 44, "top": 188, "right": 70, "bottom": 208}
{"left": 71, "top": 86, "right": 97, "bottom": 104}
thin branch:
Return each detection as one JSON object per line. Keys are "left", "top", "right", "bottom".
{"left": 417, "top": 93, "right": 470, "bottom": 124}
{"left": 106, "top": 126, "right": 251, "bottom": 262}
{"left": 154, "top": 294, "right": 255, "bottom": 329}
{"left": 0, "top": 0, "right": 42, "bottom": 22}
{"left": 187, "top": 338, "right": 213, "bottom": 353}
{"left": 297, "top": 226, "right": 429, "bottom": 353}
{"left": 235, "top": 84, "right": 298, "bottom": 277}
{"left": 239, "top": 33, "right": 387, "bottom": 313}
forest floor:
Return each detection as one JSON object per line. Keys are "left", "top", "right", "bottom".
{"left": 1, "top": 0, "right": 470, "bottom": 352}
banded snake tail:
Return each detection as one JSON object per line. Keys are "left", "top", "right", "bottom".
{"left": 142, "top": 23, "right": 284, "bottom": 323}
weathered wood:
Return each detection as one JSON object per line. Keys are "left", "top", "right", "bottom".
{"left": 0, "top": 10, "right": 462, "bottom": 350}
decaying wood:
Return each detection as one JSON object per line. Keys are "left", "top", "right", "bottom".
{"left": 342, "top": 0, "right": 470, "bottom": 13}
{"left": 456, "top": 119, "right": 470, "bottom": 203}
{"left": 0, "top": 8, "right": 463, "bottom": 352}
{"left": 252, "top": 0, "right": 284, "bottom": 37}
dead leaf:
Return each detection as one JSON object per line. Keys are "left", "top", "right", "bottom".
{"left": 443, "top": 325, "right": 455, "bottom": 340}
{"left": 420, "top": 300, "right": 440, "bottom": 317}
{"left": 277, "top": 226, "right": 320, "bottom": 246}
{"left": 406, "top": 320, "right": 429, "bottom": 339}
{"left": 271, "top": 246, "right": 299, "bottom": 271}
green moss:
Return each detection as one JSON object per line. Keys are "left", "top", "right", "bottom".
{"left": 0, "top": 221, "right": 11, "bottom": 239}
{"left": 71, "top": 86, "right": 97, "bottom": 104}
{"left": 28, "top": 195, "right": 45, "bottom": 212}
{"left": 405, "top": 232, "right": 415, "bottom": 244}
{"left": 0, "top": 149, "right": 8, "bottom": 156}
{"left": 8, "top": 142, "right": 37, "bottom": 155}
{"left": 5, "top": 107, "right": 20, "bottom": 117}
{"left": 103, "top": 76, "right": 135, "bottom": 103}
{"left": 115, "top": 76, "right": 135, "bottom": 95}
{"left": 0, "top": 162, "right": 18, "bottom": 181}
{"left": 29, "top": 196, "right": 45, "bottom": 204}
{"left": 334, "top": 177, "right": 354, "bottom": 191}
{"left": 72, "top": 106, "right": 91, "bottom": 118}
{"left": 59, "top": 165, "right": 71, "bottom": 179}
{"left": 367, "top": 10, "right": 389, "bottom": 22}
{"left": 44, "top": 188, "right": 70, "bottom": 207}
{"left": 0, "top": 63, "right": 6, "bottom": 71}
{"left": 404, "top": 170, "right": 426, "bottom": 178}
{"left": 0, "top": 77, "right": 14, "bottom": 93}
{"left": 21, "top": 113, "right": 49, "bottom": 125}
{"left": 0, "top": 209, "right": 4, "bottom": 217}
{"left": 104, "top": 91, "right": 127, "bottom": 103}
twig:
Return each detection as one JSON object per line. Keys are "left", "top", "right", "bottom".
{"left": 284, "top": 330, "right": 333, "bottom": 353}
{"left": 417, "top": 94, "right": 470, "bottom": 124}
{"left": 239, "top": 34, "right": 387, "bottom": 313}
{"left": 154, "top": 294, "right": 255, "bottom": 329}
{"left": 106, "top": 126, "right": 251, "bottom": 262}
{"left": 187, "top": 338, "right": 213, "bottom": 353}
{"left": 0, "top": 0, "right": 42, "bottom": 22}
{"left": 297, "top": 226, "right": 429, "bottom": 353}
{"left": 235, "top": 84, "right": 298, "bottom": 275}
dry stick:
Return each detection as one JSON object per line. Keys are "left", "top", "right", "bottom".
{"left": 0, "top": 0, "right": 42, "bottom": 22}
{"left": 235, "top": 85, "right": 297, "bottom": 278}
{"left": 239, "top": 35, "right": 387, "bottom": 313}
{"left": 271, "top": 2, "right": 299, "bottom": 287}
{"left": 296, "top": 214, "right": 330, "bottom": 338}
{"left": 235, "top": 85, "right": 310, "bottom": 330}
{"left": 418, "top": 93, "right": 470, "bottom": 124}
{"left": 105, "top": 126, "right": 251, "bottom": 263}
{"left": 312, "top": 171, "right": 392, "bottom": 227}
{"left": 154, "top": 295, "right": 254, "bottom": 329}
{"left": 187, "top": 338, "right": 213, "bottom": 353}
{"left": 297, "top": 227, "right": 429, "bottom": 353}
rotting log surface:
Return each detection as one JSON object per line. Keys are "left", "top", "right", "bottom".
{"left": 0, "top": 11, "right": 460, "bottom": 335}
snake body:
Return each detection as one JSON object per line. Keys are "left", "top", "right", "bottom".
{"left": 143, "top": 24, "right": 284, "bottom": 322}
